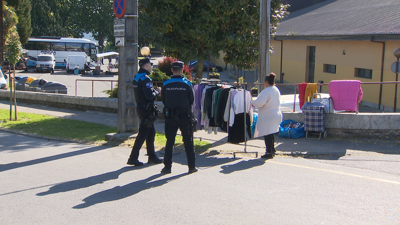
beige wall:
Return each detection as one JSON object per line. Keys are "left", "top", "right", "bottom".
{"left": 271, "top": 39, "right": 400, "bottom": 109}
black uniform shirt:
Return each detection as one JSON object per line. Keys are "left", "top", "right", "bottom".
{"left": 162, "top": 75, "right": 194, "bottom": 110}
{"left": 132, "top": 68, "right": 159, "bottom": 105}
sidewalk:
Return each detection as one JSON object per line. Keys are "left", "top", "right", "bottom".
{"left": 1, "top": 100, "right": 398, "bottom": 158}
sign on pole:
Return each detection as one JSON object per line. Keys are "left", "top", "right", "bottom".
{"left": 113, "top": 0, "right": 126, "bottom": 19}
{"left": 391, "top": 61, "right": 400, "bottom": 73}
{"left": 114, "top": 19, "right": 125, "bottom": 37}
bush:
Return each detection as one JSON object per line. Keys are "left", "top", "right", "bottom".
{"left": 150, "top": 68, "right": 170, "bottom": 82}
{"left": 103, "top": 84, "right": 118, "bottom": 98}
{"left": 157, "top": 57, "right": 176, "bottom": 76}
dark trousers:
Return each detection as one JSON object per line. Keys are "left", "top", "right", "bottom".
{"left": 128, "top": 118, "right": 156, "bottom": 160}
{"left": 163, "top": 116, "right": 196, "bottom": 169}
{"left": 263, "top": 134, "right": 276, "bottom": 154}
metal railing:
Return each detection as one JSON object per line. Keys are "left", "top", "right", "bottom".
{"left": 75, "top": 78, "right": 400, "bottom": 112}
{"left": 75, "top": 79, "right": 117, "bottom": 97}
{"left": 245, "top": 81, "right": 400, "bottom": 113}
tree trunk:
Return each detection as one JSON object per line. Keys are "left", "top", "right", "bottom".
{"left": 9, "top": 70, "right": 12, "bottom": 120}
{"left": 13, "top": 69, "right": 17, "bottom": 120}
{"left": 195, "top": 59, "right": 204, "bottom": 80}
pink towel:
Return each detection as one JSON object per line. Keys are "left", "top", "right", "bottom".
{"left": 329, "top": 80, "right": 363, "bottom": 112}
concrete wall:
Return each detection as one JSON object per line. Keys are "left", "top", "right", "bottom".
{"left": 1, "top": 90, "right": 399, "bottom": 138}
{"left": 0, "top": 90, "right": 118, "bottom": 113}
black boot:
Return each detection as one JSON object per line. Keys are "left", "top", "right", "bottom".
{"left": 261, "top": 153, "right": 274, "bottom": 159}
{"left": 127, "top": 158, "right": 144, "bottom": 166}
{"left": 148, "top": 156, "right": 163, "bottom": 164}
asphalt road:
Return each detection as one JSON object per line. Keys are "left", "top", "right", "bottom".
{"left": 1, "top": 129, "right": 400, "bottom": 224}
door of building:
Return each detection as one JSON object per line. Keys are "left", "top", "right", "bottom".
{"left": 306, "top": 46, "right": 316, "bottom": 83}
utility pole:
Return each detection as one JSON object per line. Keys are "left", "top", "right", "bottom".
{"left": 259, "top": 0, "right": 271, "bottom": 91}
{"left": 116, "top": 0, "right": 139, "bottom": 133}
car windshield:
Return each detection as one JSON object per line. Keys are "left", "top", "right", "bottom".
{"left": 37, "top": 56, "right": 52, "bottom": 61}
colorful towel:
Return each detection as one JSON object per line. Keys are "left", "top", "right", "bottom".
{"left": 329, "top": 80, "right": 363, "bottom": 112}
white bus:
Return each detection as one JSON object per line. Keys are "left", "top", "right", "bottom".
{"left": 23, "top": 37, "right": 98, "bottom": 70}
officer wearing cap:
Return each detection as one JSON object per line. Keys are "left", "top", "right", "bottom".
{"left": 161, "top": 61, "right": 198, "bottom": 174}
{"left": 127, "top": 57, "right": 163, "bottom": 166}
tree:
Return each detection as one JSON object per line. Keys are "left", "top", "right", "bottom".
{"left": 3, "top": 2, "right": 18, "bottom": 45}
{"left": 140, "top": 0, "right": 288, "bottom": 77}
{"left": 6, "top": 0, "right": 32, "bottom": 44}
{"left": 70, "top": 0, "right": 114, "bottom": 52}
{"left": 219, "top": 0, "right": 289, "bottom": 70}
{"left": 4, "top": 15, "right": 21, "bottom": 121}
{"left": 140, "top": 0, "right": 225, "bottom": 80}
{"left": 30, "top": 0, "right": 74, "bottom": 37}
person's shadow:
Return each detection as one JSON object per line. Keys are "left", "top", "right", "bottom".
{"left": 37, "top": 166, "right": 137, "bottom": 196}
{"left": 220, "top": 159, "right": 266, "bottom": 174}
{"left": 73, "top": 173, "right": 188, "bottom": 209}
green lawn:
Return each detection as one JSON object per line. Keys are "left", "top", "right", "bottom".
{"left": 0, "top": 109, "right": 212, "bottom": 152}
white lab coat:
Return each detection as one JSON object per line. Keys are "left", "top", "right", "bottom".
{"left": 251, "top": 86, "right": 282, "bottom": 138}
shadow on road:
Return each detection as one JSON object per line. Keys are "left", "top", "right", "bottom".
{"left": 0, "top": 144, "right": 112, "bottom": 172}
{"left": 72, "top": 173, "right": 187, "bottom": 209}
{"left": 36, "top": 166, "right": 139, "bottom": 196}
{"left": 220, "top": 159, "right": 265, "bottom": 174}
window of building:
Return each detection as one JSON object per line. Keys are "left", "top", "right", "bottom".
{"left": 355, "top": 68, "right": 372, "bottom": 79}
{"left": 323, "top": 64, "right": 336, "bottom": 74}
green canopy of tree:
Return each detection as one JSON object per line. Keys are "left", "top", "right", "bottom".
{"left": 6, "top": 0, "right": 32, "bottom": 44}
{"left": 30, "top": 0, "right": 74, "bottom": 37}
{"left": 3, "top": 3, "right": 18, "bottom": 46}
{"left": 69, "top": 0, "right": 114, "bottom": 51}
{"left": 140, "top": 0, "right": 288, "bottom": 76}
{"left": 223, "top": 0, "right": 289, "bottom": 69}
{"left": 140, "top": 0, "right": 225, "bottom": 79}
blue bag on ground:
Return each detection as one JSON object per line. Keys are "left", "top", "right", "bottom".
{"left": 279, "top": 119, "right": 306, "bottom": 138}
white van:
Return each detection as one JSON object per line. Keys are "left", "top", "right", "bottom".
{"left": 36, "top": 54, "right": 56, "bottom": 73}
{"left": 66, "top": 55, "right": 86, "bottom": 74}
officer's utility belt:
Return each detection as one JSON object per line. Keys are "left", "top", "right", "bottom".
{"left": 163, "top": 107, "right": 191, "bottom": 119}
{"left": 138, "top": 103, "right": 157, "bottom": 113}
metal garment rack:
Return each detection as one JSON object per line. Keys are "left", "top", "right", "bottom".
{"left": 233, "top": 85, "right": 258, "bottom": 158}
{"left": 196, "top": 79, "right": 258, "bottom": 158}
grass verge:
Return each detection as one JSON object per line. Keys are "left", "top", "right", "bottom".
{"left": 0, "top": 109, "right": 213, "bottom": 152}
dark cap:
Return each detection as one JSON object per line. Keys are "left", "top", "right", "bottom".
{"left": 139, "top": 58, "right": 150, "bottom": 67}
{"left": 171, "top": 61, "right": 184, "bottom": 68}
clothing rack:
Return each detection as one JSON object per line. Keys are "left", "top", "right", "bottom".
{"left": 194, "top": 79, "right": 257, "bottom": 158}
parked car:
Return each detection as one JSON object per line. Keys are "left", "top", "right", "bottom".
{"left": 188, "top": 60, "right": 223, "bottom": 72}
{"left": 0, "top": 68, "right": 7, "bottom": 89}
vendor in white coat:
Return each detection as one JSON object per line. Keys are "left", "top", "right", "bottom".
{"left": 251, "top": 72, "right": 282, "bottom": 159}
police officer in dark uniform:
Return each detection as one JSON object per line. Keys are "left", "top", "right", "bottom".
{"left": 127, "top": 57, "right": 163, "bottom": 166}
{"left": 161, "top": 61, "right": 198, "bottom": 174}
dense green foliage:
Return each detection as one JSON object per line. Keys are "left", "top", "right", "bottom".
{"left": 3, "top": 3, "right": 18, "bottom": 46}
{"left": 70, "top": 0, "right": 114, "bottom": 50}
{"left": 140, "top": 0, "right": 288, "bottom": 75}
{"left": 6, "top": 0, "right": 32, "bottom": 44}
{"left": 30, "top": 0, "right": 75, "bottom": 37}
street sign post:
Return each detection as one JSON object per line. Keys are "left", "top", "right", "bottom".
{"left": 113, "top": 0, "right": 126, "bottom": 19}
